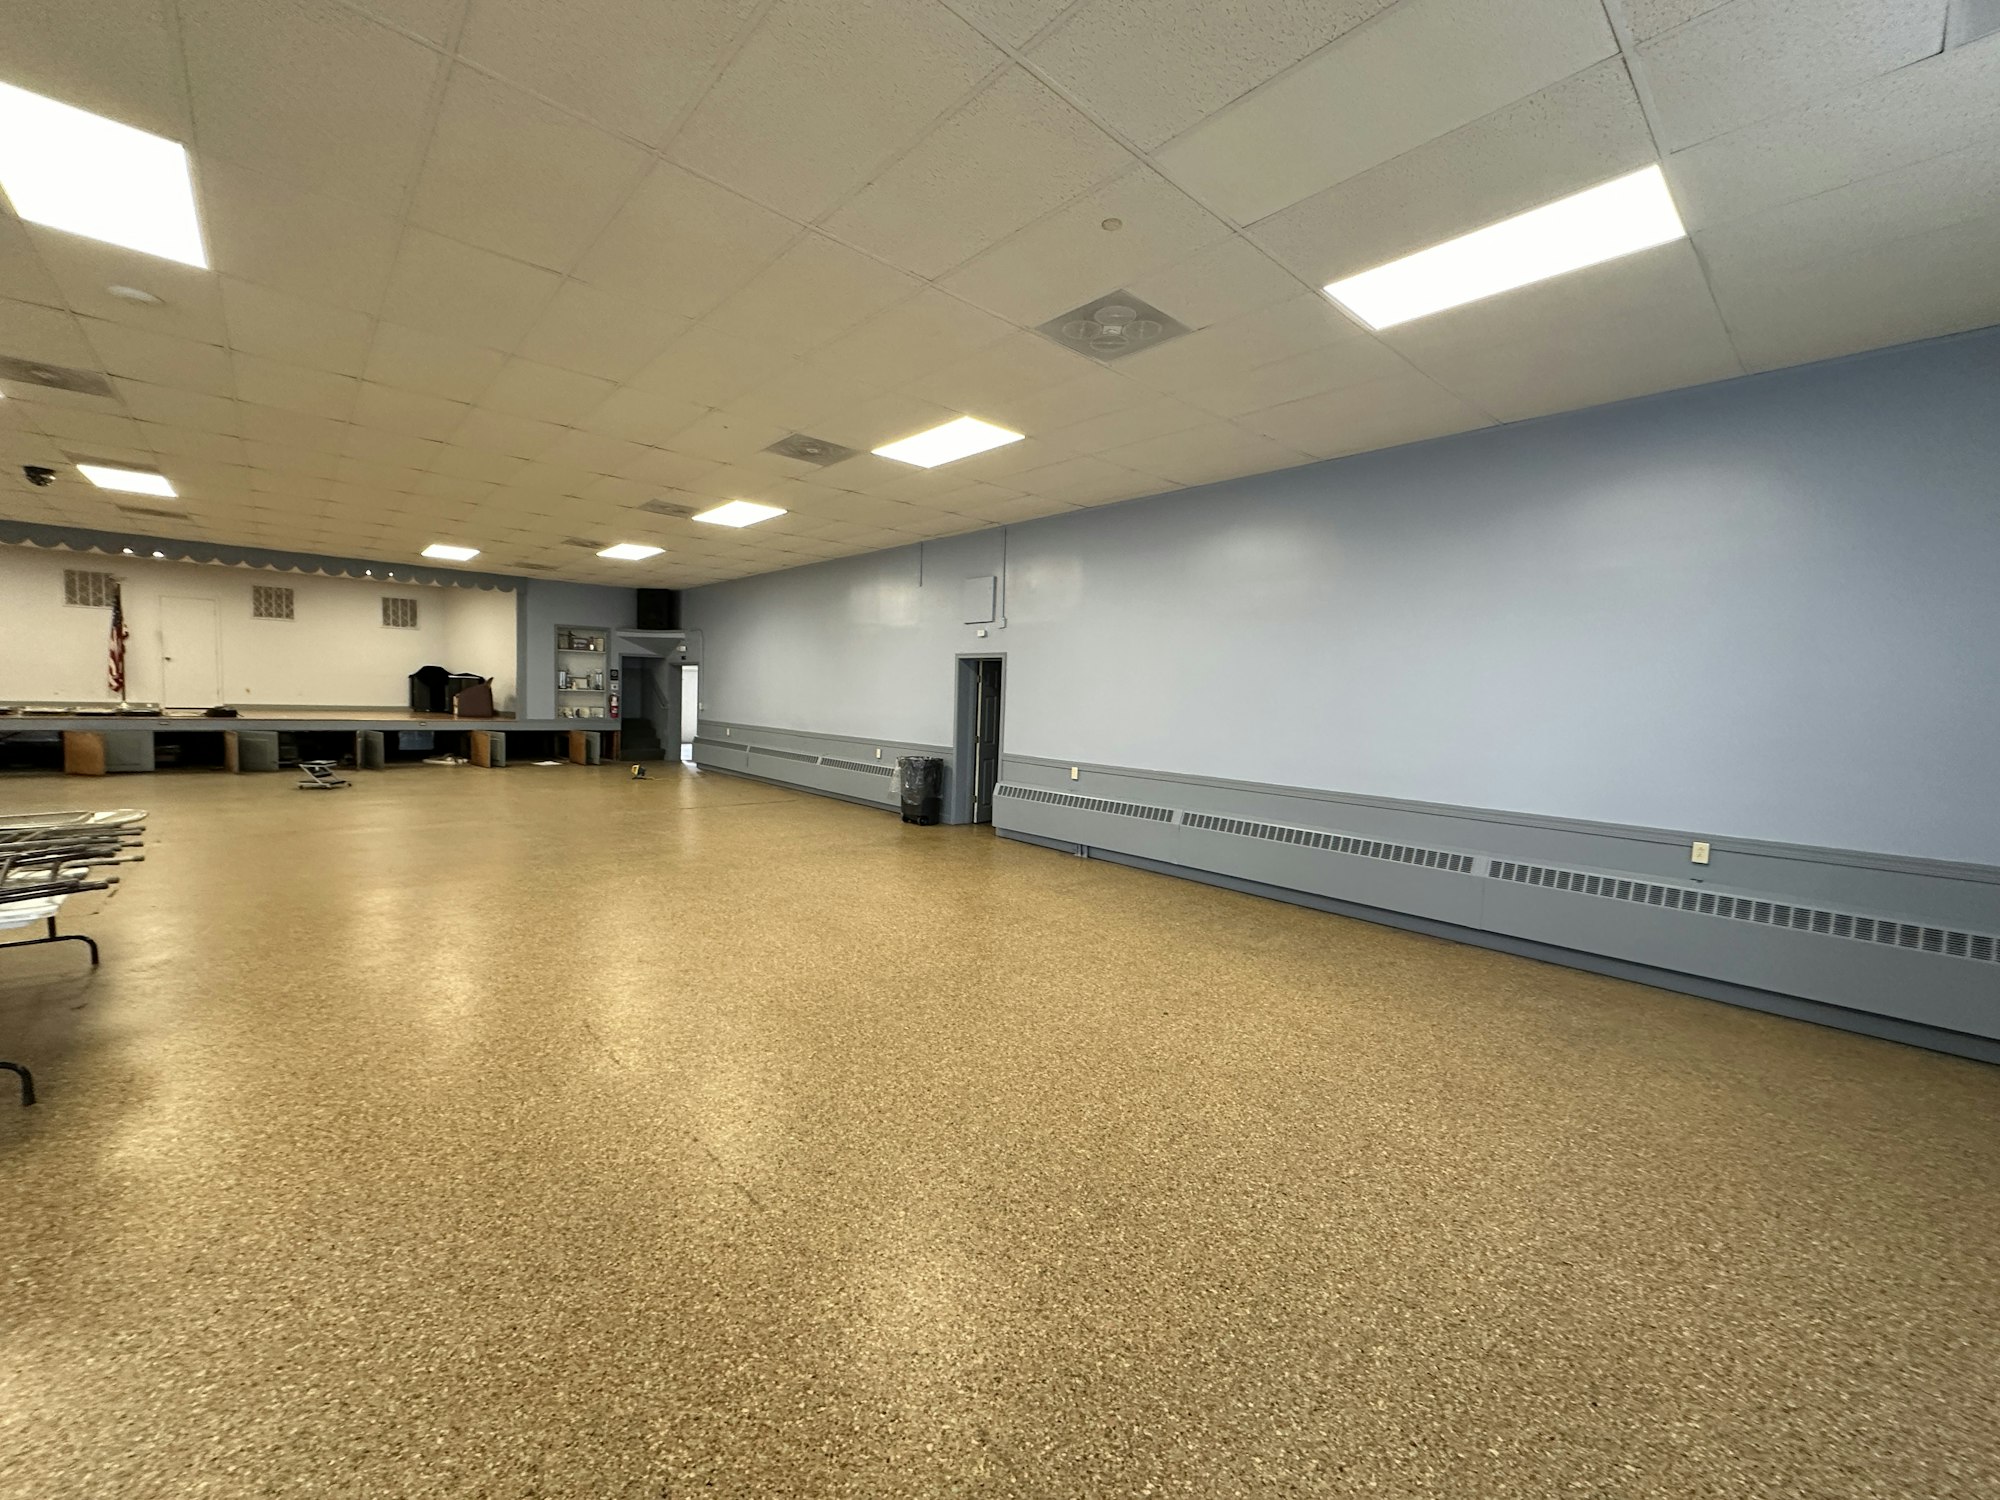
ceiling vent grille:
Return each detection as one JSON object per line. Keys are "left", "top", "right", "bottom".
{"left": 115, "top": 502, "right": 181, "bottom": 520}
{"left": 764, "top": 433, "right": 859, "bottom": 467}
{"left": 1488, "top": 861, "right": 1999, "bottom": 964}
{"left": 561, "top": 537, "right": 604, "bottom": 549}
{"left": 514, "top": 562, "right": 557, "bottom": 571}
{"left": 639, "top": 498, "right": 698, "bottom": 517}
{"left": 821, "top": 756, "right": 893, "bottom": 777}
{"left": 0, "top": 353, "right": 117, "bottom": 397}
{"left": 996, "top": 784, "right": 1174, "bottom": 822}
{"left": 1184, "top": 812, "right": 1478, "bottom": 873}
{"left": 1036, "top": 291, "right": 1192, "bottom": 362}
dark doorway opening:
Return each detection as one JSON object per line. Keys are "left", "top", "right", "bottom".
{"left": 954, "top": 656, "right": 1004, "bottom": 825}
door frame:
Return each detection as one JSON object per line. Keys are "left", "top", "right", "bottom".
{"left": 950, "top": 652, "right": 1006, "bottom": 826}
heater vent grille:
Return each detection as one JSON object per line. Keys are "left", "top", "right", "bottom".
{"left": 1487, "top": 861, "right": 2000, "bottom": 964}
{"left": 1184, "top": 812, "right": 1477, "bottom": 873}
{"left": 995, "top": 784, "right": 1174, "bottom": 822}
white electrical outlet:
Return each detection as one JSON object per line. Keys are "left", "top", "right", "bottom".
{"left": 724, "top": 727, "right": 731, "bottom": 736}
{"left": 875, "top": 748, "right": 882, "bottom": 758}
{"left": 1691, "top": 841, "right": 1710, "bottom": 865}
{"left": 1070, "top": 766, "right": 1079, "bottom": 780}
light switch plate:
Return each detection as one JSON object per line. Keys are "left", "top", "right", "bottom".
{"left": 1070, "top": 766, "right": 1079, "bottom": 780}
{"left": 1691, "top": 841, "right": 1710, "bottom": 864}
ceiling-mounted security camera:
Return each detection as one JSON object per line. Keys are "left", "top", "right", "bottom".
{"left": 22, "top": 465, "right": 56, "bottom": 487}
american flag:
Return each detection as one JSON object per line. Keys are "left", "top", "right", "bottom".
{"left": 108, "top": 582, "right": 128, "bottom": 699}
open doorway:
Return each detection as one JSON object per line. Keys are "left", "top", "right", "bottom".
{"left": 953, "top": 656, "right": 1004, "bottom": 825}
{"left": 680, "top": 664, "right": 699, "bottom": 762}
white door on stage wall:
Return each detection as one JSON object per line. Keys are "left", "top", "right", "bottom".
{"left": 159, "top": 596, "right": 221, "bottom": 707}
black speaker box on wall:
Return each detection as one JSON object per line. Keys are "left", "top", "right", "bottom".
{"left": 636, "top": 588, "right": 681, "bottom": 630}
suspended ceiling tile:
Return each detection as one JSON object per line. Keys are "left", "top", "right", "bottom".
{"left": 809, "top": 392, "right": 960, "bottom": 453}
{"left": 1, "top": 0, "right": 193, "bottom": 139}
{"left": 1694, "top": 136, "right": 2000, "bottom": 278}
{"left": 25, "top": 228, "right": 231, "bottom": 345}
{"left": 1, "top": 297, "right": 103, "bottom": 369}
{"left": 574, "top": 388, "right": 707, "bottom": 447}
{"left": 909, "top": 330, "right": 1097, "bottom": 416}
{"left": 377, "top": 229, "right": 564, "bottom": 350}
{"left": 725, "top": 362, "right": 883, "bottom": 433}
{"left": 1620, "top": 0, "right": 1738, "bottom": 41}
{"left": 220, "top": 278, "right": 375, "bottom": 376}
{"left": 1171, "top": 336, "right": 1412, "bottom": 420}
{"left": 1236, "top": 367, "right": 1493, "bottom": 459}
{"left": 352, "top": 380, "right": 472, "bottom": 442}
{"left": 668, "top": 0, "right": 1004, "bottom": 223}
{"left": 197, "top": 157, "right": 404, "bottom": 316}
{"left": 1123, "top": 236, "right": 1308, "bottom": 331}
{"left": 113, "top": 378, "right": 241, "bottom": 435}
{"left": 804, "top": 289, "right": 1015, "bottom": 390}
{"left": 626, "top": 324, "right": 794, "bottom": 410}
{"left": 513, "top": 282, "right": 691, "bottom": 382}
{"left": 1155, "top": 0, "right": 1617, "bottom": 224}
{"left": 948, "top": 0, "right": 1074, "bottom": 48}
{"left": 1381, "top": 242, "right": 1743, "bottom": 422}
{"left": 409, "top": 66, "right": 653, "bottom": 272}
{"left": 939, "top": 166, "right": 1234, "bottom": 326}
{"left": 479, "top": 359, "right": 616, "bottom": 425}
{"left": 823, "top": 68, "right": 1132, "bottom": 279}
{"left": 1635, "top": 0, "right": 1950, "bottom": 152}
{"left": 1118, "top": 292, "right": 1362, "bottom": 394}
{"left": 231, "top": 353, "right": 359, "bottom": 420}
{"left": 342, "top": 424, "right": 445, "bottom": 470}
{"left": 362, "top": 322, "right": 508, "bottom": 404}
{"left": 1667, "top": 35, "right": 2000, "bottom": 230}
{"left": 1703, "top": 204, "right": 2000, "bottom": 373}
{"left": 456, "top": 0, "right": 754, "bottom": 147}
{"left": 570, "top": 161, "right": 801, "bottom": 321}
{"left": 0, "top": 217, "right": 65, "bottom": 311}
{"left": 1252, "top": 58, "right": 1658, "bottom": 288}
{"left": 701, "top": 233, "right": 921, "bottom": 358}
{"left": 81, "top": 319, "right": 236, "bottom": 397}
{"left": 179, "top": 0, "right": 443, "bottom": 211}
{"left": 1041, "top": 393, "right": 1215, "bottom": 454}
{"left": 239, "top": 405, "right": 347, "bottom": 454}
{"left": 449, "top": 408, "right": 567, "bottom": 461}
{"left": 1030, "top": 0, "right": 1398, "bottom": 151}
{"left": 1099, "top": 419, "right": 1314, "bottom": 488}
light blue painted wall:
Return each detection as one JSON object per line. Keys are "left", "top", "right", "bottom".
{"left": 517, "top": 580, "right": 638, "bottom": 720}
{"left": 685, "top": 329, "right": 2000, "bottom": 865}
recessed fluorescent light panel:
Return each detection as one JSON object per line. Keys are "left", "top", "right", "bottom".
{"left": 597, "top": 542, "right": 663, "bottom": 561}
{"left": 693, "top": 500, "right": 786, "bottom": 528}
{"left": 77, "top": 463, "right": 175, "bottom": 497}
{"left": 873, "top": 416, "right": 1023, "bottom": 469}
{"left": 0, "top": 84, "right": 207, "bottom": 268}
{"left": 421, "top": 543, "right": 480, "bottom": 562}
{"left": 1324, "top": 165, "right": 1686, "bottom": 331}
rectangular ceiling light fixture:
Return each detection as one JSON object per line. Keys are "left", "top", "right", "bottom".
{"left": 1324, "top": 165, "right": 1686, "bottom": 331}
{"left": 0, "top": 83, "right": 207, "bottom": 268}
{"left": 693, "top": 500, "right": 786, "bottom": 528}
{"left": 597, "top": 542, "right": 663, "bottom": 560}
{"left": 77, "top": 463, "right": 176, "bottom": 497}
{"left": 421, "top": 543, "right": 481, "bottom": 562}
{"left": 872, "top": 415, "right": 1023, "bottom": 469}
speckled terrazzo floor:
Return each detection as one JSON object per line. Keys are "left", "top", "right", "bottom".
{"left": 1, "top": 765, "right": 1996, "bottom": 1499}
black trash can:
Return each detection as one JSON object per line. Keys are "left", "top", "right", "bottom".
{"left": 898, "top": 755, "right": 943, "bottom": 826}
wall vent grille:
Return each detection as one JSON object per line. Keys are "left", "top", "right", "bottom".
{"left": 749, "top": 745, "right": 818, "bottom": 765}
{"left": 996, "top": 784, "right": 1174, "bottom": 822}
{"left": 821, "top": 757, "right": 893, "bottom": 778}
{"left": 1487, "top": 861, "right": 2000, "bottom": 965}
{"left": 63, "top": 568, "right": 117, "bottom": 608}
{"left": 252, "top": 584, "right": 294, "bottom": 620}
{"left": 381, "top": 596, "right": 418, "bottom": 629}
{"left": 1184, "top": 812, "right": 1477, "bottom": 873}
